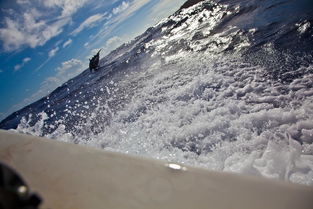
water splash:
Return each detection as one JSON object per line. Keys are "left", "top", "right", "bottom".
{"left": 14, "top": 52, "right": 313, "bottom": 185}
{"left": 4, "top": 0, "right": 313, "bottom": 185}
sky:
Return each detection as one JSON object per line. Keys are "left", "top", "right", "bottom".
{"left": 0, "top": 0, "right": 186, "bottom": 121}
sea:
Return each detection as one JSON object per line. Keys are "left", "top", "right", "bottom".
{"left": 1, "top": 0, "right": 313, "bottom": 185}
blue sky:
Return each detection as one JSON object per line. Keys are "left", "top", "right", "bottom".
{"left": 0, "top": 0, "right": 185, "bottom": 121}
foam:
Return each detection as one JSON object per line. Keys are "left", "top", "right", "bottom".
{"left": 15, "top": 52, "right": 313, "bottom": 185}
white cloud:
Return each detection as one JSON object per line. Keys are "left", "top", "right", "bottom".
{"left": 103, "top": 36, "right": 123, "bottom": 54}
{"left": 23, "top": 57, "right": 31, "bottom": 63}
{"left": 106, "top": 36, "right": 122, "bottom": 46}
{"left": 57, "top": 58, "right": 83, "bottom": 74}
{"left": 113, "top": 1, "right": 130, "bottom": 15}
{"left": 0, "top": 12, "right": 67, "bottom": 51}
{"left": 36, "top": 58, "right": 86, "bottom": 97}
{"left": 63, "top": 39, "right": 72, "bottom": 48}
{"left": 111, "top": 0, "right": 151, "bottom": 24}
{"left": 86, "top": 36, "right": 124, "bottom": 60}
{"left": 13, "top": 57, "right": 31, "bottom": 71}
{"left": 36, "top": 43, "right": 61, "bottom": 71}
{"left": 71, "top": 13, "right": 106, "bottom": 35}
{"left": 149, "top": 0, "right": 185, "bottom": 22}
{"left": 41, "top": 0, "right": 88, "bottom": 18}
{"left": 17, "top": 0, "right": 31, "bottom": 5}
{"left": 89, "top": 0, "right": 184, "bottom": 53}
{"left": 87, "top": 0, "right": 152, "bottom": 50}
{"left": 48, "top": 46, "right": 59, "bottom": 57}
{"left": 14, "top": 65, "right": 21, "bottom": 71}
{"left": 0, "top": 0, "right": 88, "bottom": 51}
{"left": 90, "top": 48, "right": 102, "bottom": 56}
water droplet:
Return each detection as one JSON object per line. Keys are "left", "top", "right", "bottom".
{"left": 166, "top": 163, "right": 187, "bottom": 171}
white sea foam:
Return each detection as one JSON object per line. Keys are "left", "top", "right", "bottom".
{"left": 15, "top": 51, "right": 313, "bottom": 185}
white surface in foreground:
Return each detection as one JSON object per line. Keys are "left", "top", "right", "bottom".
{"left": 1, "top": 130, "right": 313, "bottom": 209}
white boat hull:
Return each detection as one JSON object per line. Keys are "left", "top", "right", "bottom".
{"left": 0, "top": 130, "right": 312, "bottom": 209}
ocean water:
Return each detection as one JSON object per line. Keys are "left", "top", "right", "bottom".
{"left": 2, "top": 0, "right": 313, "bottom": 185}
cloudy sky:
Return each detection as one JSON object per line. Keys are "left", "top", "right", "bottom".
{"left": 0, "top": 0, "right": 185, "bottom": 120}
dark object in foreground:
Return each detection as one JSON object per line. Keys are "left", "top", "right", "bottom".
{"left": 0, "top": 162, "right": 42, "bottom": 209}
{"left": 89, "top": 49, "right": 101, "bottom": 72}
